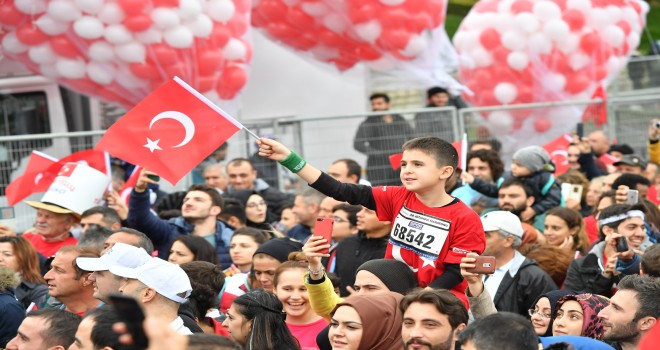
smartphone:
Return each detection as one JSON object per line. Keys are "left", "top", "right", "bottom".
{"left": 625, "top": 190, "right": 639, "bottom": 205}
{"left": 147, "top": 174, "right": 160, "bottom": 182}
{"left": 314, "top": 217, "right": 334, "bottom": 254}
{"left": 576, "top": 123, "right": 584, "bottom": 138}
{"left": 465, "top": 256, "right": 496, "bottom": 275}
{"left": 109, "top": 295, "right": 148, "bottom": 349}
{"left": 616, "top": 237, "right": 630, "bottom": 253}
{"left": 568, "top": 184, "right": 583, "bottom": 203}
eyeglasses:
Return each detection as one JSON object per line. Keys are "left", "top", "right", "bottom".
{"left": 528, "top": 309, "right": 551, "bottom": 319}
{"left": 246, "top": 202, "right": 267, "bottom": 209}
{"left": 332, "top": 216, "right": 349, "bottom": 223}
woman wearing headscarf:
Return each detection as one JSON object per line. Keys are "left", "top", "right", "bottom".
{"left": 529, "top": 290, "right": 576, "bottom": 336}
{"left": 328, "top": 291, "right": 403, "bottom": 350}
{"left": 552, "top": 293, "right": 610, "bottom": 340}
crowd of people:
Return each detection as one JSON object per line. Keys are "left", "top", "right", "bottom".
{"left": 0, "top": 97, "right": 659, "bottom": 350}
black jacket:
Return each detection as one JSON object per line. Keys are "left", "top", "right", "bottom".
{"left": 493, "top": 258, "right": 558, "bottom": 317}
{"left": 332, "top": 232, "right": 388, "bottom": 296}
{"left": 563, "top": 243, "right": 619, "bottom": 298}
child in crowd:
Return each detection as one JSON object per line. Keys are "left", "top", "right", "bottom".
{"left": 465, "top": 145, "right": 562, "bottom": 221}
{"left": 257, "top": 136, "right": 485, "bottom": 306}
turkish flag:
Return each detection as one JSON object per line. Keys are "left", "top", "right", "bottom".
{"left": 95, "top": 77, "right": 243, "bottom": 184}
{"left": 5, "top": 151, "right": 58, "bottom": 205}
{"left": 543, "top": 133, "right": 573, "bottom": 175}
{"left": 120, "top": 165, "right": 141, "bottom": 205}
{"left": 59, "top": 150, "right": 110, "bottom": 177}
{"left": 389, "top": 153, "right": 403, "bottom": 170}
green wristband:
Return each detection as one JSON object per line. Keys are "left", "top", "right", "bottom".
{"left": 279, "top": 151, "right": 307, "bottom": 173}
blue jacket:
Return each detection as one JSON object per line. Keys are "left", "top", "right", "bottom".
{"left": 0, "top": 290, "right": 24, "bottom": 348}
{"left": 127, "top": 190, "right": 234, "bottom": 268}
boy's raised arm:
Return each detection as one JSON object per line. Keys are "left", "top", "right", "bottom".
{"left": 257, "top": 138, "right": 322, "bottom": 184}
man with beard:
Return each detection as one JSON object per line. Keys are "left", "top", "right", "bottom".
{"left": 598, "top": 274, "right": 660, "bottom": 350}
{"left": 127, "top": 170, "right": 234, "bottom": 268}
{"left": 497, "top": 178, "right": 545, "bottom": 238}
{"left": 400, "top": 289, "right": 468, "bottom": 350}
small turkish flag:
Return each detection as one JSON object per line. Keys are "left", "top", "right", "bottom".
{"left": 389, "top": 153, "right": 403, "bottom": 170}
{"left": 543, "top": 133, "right": 573, "bottom": 175}
{"left": 120, "top": 165, "right": 142, "bottom": 205}
{"left": 5, "top": 151, "right": 58, "bottom": 205}
{"left": 95, "top": 77, "right": 244, "bottom": 184}
{"left": 58, "top": 163, "right": 77, "bottom": 177}
{"left": 59, "top": 150, "right": 110, "bottom": 177}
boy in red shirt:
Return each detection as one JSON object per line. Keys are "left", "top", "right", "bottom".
{"left": 258, "top": 137, "right": 485, "bottom": 305}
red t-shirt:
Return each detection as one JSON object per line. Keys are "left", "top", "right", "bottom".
{"left": 372, "top": 186, "right": 486, "bottom": 304}
{"left": 583, "top": 215, "right": 600, "bottom": 244}
{"left": 23, "top": 233, "right": 77, "bottom": 257}
{"left": 287, "top": 318, "right": 329, "bottom": 350}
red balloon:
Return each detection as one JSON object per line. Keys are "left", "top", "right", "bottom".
{"left": 348, "top": 4, "right": 377, "bottom": 24}
{"left": 542, "top": 50, "right": 571, "bottom": 74}
{"left": 209, "top": 25, "right": 231, "bottom": 48}
{"left": 234, "top": 0, "right": 251, "bottom": 14}
{"left": 152, "top": 0, "right": 180, "bottom": 7}
{"left": 511, "top": 0, "right": 534, "bottom": 14}
{"left": 50, "top": 36, "right": 82, "bottom": 58}
{"left": 266, "top": 22, "right": 297, "bottom": 41}
{"left": 118, "top": 0, "right": 148, "bottom": 15}
{"left": 197, "top": 49, "right": 224, "bottom": 76}
{"left": 290, "top": 34, "right": 316, "bottom": 51}
{"left": 471, "top": 69, "right": 495, "bottom": 88}
{"left": 379, "top": 9, "right": 410, "bottom": 29}
{"left": 165, "top": 63, "right": 186, "bottom": 77}
{"left": 562, "top": 9, "right": 585, "bottom": 32}
{"left": 534, "top": 118, "right": 552, "bottom": 133}
{"left": 492, "top": 47, "right": 510, "bottom": 64}
{"left": 377, "top": 29, "right": 410, "bottom": 51}
{"left": 479, "top": 28, "right": 501, "bottom": 50}
{"left": 517, "top": 86, "right": 534, "bottom": 103}
{"left": 194, "top": 76, "right": 216, "bottom": 93}
{"left": 255, "top": 0, "right": 288, "bottom": 21}
{"left": 16, "top": 22, "right": 49, "bottom": 45}
{"left": 579, "top": 32, "right": 602, "bottom": 56}
{"left": 286, "top": 8, "right": 317, "bottom": 30}
{"left": 129, "top": 63, "right": 161, "bottom": 80}
{"left": 148, "top": 44, "right": 179, "bottom": 66}
{"left": 124, "top": 14, "right": 153, "bottom": 32}
{"left": 217, "top": 65, "right": 248, "bottom": 99}
{"left": 318, "top": 29, "right": 342, "bottom": 47}
{"left": 565, "top": 73, "right": 591, "bottom": 94}
{"left": 226, "top": 15, "right": 249, "bottom": 37}
{"left": 0, "top": 2, "right": 24, "bottom": 26}
{"left": 617, "top": 21, "right": 631, "bottom": 36}
{"left": 355, "top": 44, "right": 382, "bottom": 60}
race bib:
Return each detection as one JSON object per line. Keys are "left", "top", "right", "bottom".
{"left": 389, "top": 205, "right": 451, "bottom": 260}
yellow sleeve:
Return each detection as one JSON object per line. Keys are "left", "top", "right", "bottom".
{"left": 304, "top": 272, "right": 344, "bottom": 322}
{"left": 649, "top": 141, "right": 660, "bottom": 164}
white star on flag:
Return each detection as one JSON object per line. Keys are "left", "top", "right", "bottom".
{"left": 143, "top": 138, "right": 162, "bottom": 153}
{"left": 420, "top": 256, "right": 435, "bottom": 268}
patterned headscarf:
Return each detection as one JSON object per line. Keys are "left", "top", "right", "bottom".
{"left": 555, "top": 293, "right": 610, "bottom": 340}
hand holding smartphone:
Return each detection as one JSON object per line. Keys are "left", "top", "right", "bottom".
{"left": 314, "top": 217, "right": 334, "bottom": 254}
{"left": 109, "top": 295, "right": 148, "bottom": 349}
{"left": 576, "top": 123, "right": 584, "bottom": 139}
{"left": 464, "top": 256, "right": 496, "bottom": 274}
{"left": 625, "top": 190, "right": 639, "bottom": 205}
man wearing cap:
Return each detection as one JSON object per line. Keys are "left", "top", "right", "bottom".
{"left": 470, "top": 211, "right": 556, "bottom": 317}
{"left": 22, "top": 205, "right": 79, "bottom": 257}
{"left": 75, "top": 243, "right": 151, "bottom": 303}
{"left": 113, "top": 257, "right": 194, "bottom": 335}
{"left": 614, "top": 154, "right": 647, "bottom": 175}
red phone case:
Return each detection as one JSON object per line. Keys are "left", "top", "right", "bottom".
{"left": 314, "top": 217, "right": 334, "bottom": 254}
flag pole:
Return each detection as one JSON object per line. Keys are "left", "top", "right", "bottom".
{"left": 244, "top": 127, "right": 260, "bottom": 140}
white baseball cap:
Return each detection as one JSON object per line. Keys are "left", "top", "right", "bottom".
{"left": 76, "top": 243, "right": 151, "bottom": 272}
{"left": 109, "top": 257, "right": 192, "bottom": 304}
{"left": 480, "top": 211, "right": 524, "bottom": 238}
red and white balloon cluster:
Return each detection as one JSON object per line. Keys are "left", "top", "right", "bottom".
{"left": 252, "top": 0, "right": 447, "bottom": 71}
{"left": 0, "top": 0, "right": 251, "bottom": 107}
{"left": 454, "top": 0, "right": 648, "bottom": 134}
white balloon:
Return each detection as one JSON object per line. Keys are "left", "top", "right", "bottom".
{"left": 2, "top": 33, "right": 28, "bottom": 54}
{"left": 354, "top": 20, "right": 381, "bottom": 43}
{"left": 367, "top": 56, "right": 396, "bottom": 71}
{"left": 606, "top": 56, "right": 622, "bottom": 78}
{"left": 488, "top": 111, "right": 514, "bottom": 134}
{"left": 379, "top": 0, "right": 405, "bottom": 5}
{"left": 568, "top": 52, "right": 590, "bottom": 71}
{"left": 135, "top": 29, "right": 163, "bottom": 44}
{"left": 88, "top": 41, "right": 115, "bottom": 62}
{"left": 543, "top": 19, "right": 570, "bottom": 42}
{"left": 323, "top": 13, "right": 347, "bottom": 33}
{"left": 470, "top": 47, "right": 493, "bottom": 67}
{"left": 603, "top": 25, "right": 625, "bottom": 48}
{"left": 97, "top": 3, "right": 124, "bottom": 25}
{"left": 566, "top": 0, "right": 591, "bottom": 13}
{"left": 87, "top": 61, "right": 115, "bottom": 84}
{"left": 545, "top": 73, "right": 566, "bottom": 92}
{"left": 164, "top": 26, "right": 194, "bottom": 48}
{"left": 473, "top": 13, "right": 498, "bottom": 31}
{"left": 507, "top": 52, "right": 529, "bottom": 71}
{"left": 105, "top": 25, "right": 134, "bottom": 45}
{"left": 459, "top": 55, "right": 476, "bottom": 70}
{"left": 527, "top": 32, "right": 552, "bottom": 54}
{"left": 494, "top": 83, "right": 518, "bottom": 104}
{"left": 206, "top": 0, "right": 235, "bottom": 23}
{"left": 74, "top": 0, "right": 104, "bottom": 14}
{"left": 35, "top": 15, "right": 70, "bottom": 35}
{"left": 152, "top": 8, "right": 181, "bottom": 30}
{"left": 493, "top": 13, "right": 515, "bottom": 34}
{"left": 301, "top": 2, "right": 328, "bottom": 17}
{"left": 514, "top": 13, "right": 539, "bottom": 34}
{"left": 627, "top": 32, "right": 641, "bottom": 51}
{"left": 15, "top": 0, "right": 47, "bottom": 15}
{"left": 29, "top": 44, "right": 57, "bottom": 64}
{"left": 179, "top": 0, "right": 203, "bottom": 21}
{"left": 56, "top": 59, "right": 86, "bottom": 79}
{"left": 533, "top": 1, "right": 561, "bottom": 20}
{"left": 115, "top": 69, "right": 144, "bottom": 89}
{"left": 557, "top": 33, "right": 580, "bottom": 55}
{"left": 115, "top": 42, "right": 146, "bottom": 63}
{"left": 47, "top": 0, "right": 82, "bottom": 22}
{"left": 73, "top": 17, "right": 105, "bottom": 39}
{"left": 309, "top": 45, "right": 339, "bottom": 60}
{"left": 223, "top": 38, "right": 246, "bottom": 60}
{"left": 587, "top": 8, "right": 611, "bottom": 30}
{"left": 186, "top": 14, "right": 213, "bottom": 37}
{"left": 497, "top": 0, "right": 514, "bottom": 14}
{"left": 622, "top": 8, "right": 640, "bottom": 26}
{"left": 400, "top": 35, "right": 427, "bottom": 58}
{"left": 40, "top": 63, "right": 59, "bottom": 79}
{"left": 605, "top": 5, "right": 623, "bottom": 23}
{"left": 501, "top": 31, "right": 526, "bottom": 51}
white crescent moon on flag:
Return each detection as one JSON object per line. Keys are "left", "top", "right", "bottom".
{"left": 34, "top": 173, "right": 43, "bottom": 185}
{"left": 149, "top": 111, "right": 196, "bottom": 148}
